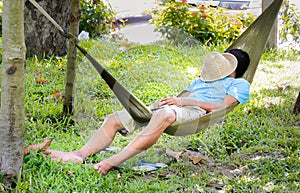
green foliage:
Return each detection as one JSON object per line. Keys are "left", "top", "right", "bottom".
{"left": 279, "top": 0, "right": 300, "bottom": 51}
{"left": 80, "top": 0, "right": 115, "bottom": 38}
{"left": 151, "top": 0, "right": 255, "bottom": 45}
{"left": 261, "top": 48, "right": 300, "bottom": 61}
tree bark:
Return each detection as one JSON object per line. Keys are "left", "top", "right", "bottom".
{"left": 24, "top": 0, "right": 70, "bottom": 57}
{"left": 293, "top": 92, "right": 300, "bottom": 114}
{"left": 63, "top": 0, "right": 80, "bottom": 116}
{"left": 0, "top": 0, "right": 26, "bottom": 187}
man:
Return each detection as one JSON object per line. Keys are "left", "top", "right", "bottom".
{"left": 45, "top": 49, "right": 250, "bottom": 175}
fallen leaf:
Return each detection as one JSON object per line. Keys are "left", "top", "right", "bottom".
{"left": 34, "top": 70, "right": 42, "bottom": 76}
{"left": 36, "top": 77, "right": 48, "bottom": 84}
{"left": 277, "top": 84, "right": 290, "bottom": 91}
{"left": 66, "top": 170, "right": 74, "bottom": 177}
{"left": 45, "top": 91, "right": 65, "bottom": 100}
{"left": 166, "top": 148, "right": 183, "bottom": 162}
{"left": 188, "top": 155, "right": 207, "bottom": 164}
{"left": 265, "top": 101, "right": 275, "bottom": 108}
{"left": 117, "top": 173, "right": 122, "bottom": 179}
{"left": 24, "top": 138, "right": 53, "bottom": 156}
{"left": 184, "top": 150, "right": 207, "bottom": 164}
{"left": 263, "top": 182, "right": 275, "bottom": 192}
{"left": 119, "top": 42, "right": 132, "bottom": 51}
{"left": 230, "top": 165, "right": 248, "bottom": 174}
{"left": 26, "top": 113, "right": 33, "bottom": 117}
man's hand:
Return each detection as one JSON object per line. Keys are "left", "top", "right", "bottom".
{"left": 159, "top": 97, "right": 182, "bottom": 107}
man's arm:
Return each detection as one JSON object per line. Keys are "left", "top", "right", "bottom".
{"left": 177, "top": 90, "right": 191, "bottom": 97}
{"left": 159, "top": 95, "right": 238, "bottom": 112}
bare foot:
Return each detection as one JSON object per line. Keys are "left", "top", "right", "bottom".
{"left": 94, "top": 160, "right": 118, "bottom": 175}
{"left": 44, "top": 150, "right": 84, "bottom": 164}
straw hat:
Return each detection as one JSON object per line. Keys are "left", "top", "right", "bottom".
{"left": 200, "top": 52, "right": 238, "bottom": 82}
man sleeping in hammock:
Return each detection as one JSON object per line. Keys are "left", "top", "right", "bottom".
{"left": 45, "top": 49, "right": 250, "bottom": 175}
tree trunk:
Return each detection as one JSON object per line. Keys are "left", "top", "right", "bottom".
{"left": 24, "top": 0, "right": 70, "bottom": 57}
{"left": 293, "top": 92, "right": 300, "bottom": 114}
{"left": 63, "top": 0, "right": 80, "bottom": 116}
{"left": 0, "top": 0, "right": 26, "bottom": 187}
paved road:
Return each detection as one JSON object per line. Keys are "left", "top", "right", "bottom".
{"left": 108, "top": 0, "right": 158, "bottom": 19}
{"left": 107, "top": 0, "right": 161, "bottom": 44}
{"left": 108, "top": 0, "right": 299, "bottom": 45}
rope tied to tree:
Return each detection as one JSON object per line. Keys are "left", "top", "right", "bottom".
{"left": 28, "top": 0, "right": 153, "bottom": 124}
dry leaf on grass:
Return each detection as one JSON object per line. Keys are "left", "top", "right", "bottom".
{"left": 24, "top": 138, "right": 53, "bottom": 156}
{"left": 188, "top": 155, "right": 207, "bottom": 164}
{"left": 230, "top": 165, "right": 249, "bottom": 175}
{"left": 184, "top": 150, "right": 207, "bottom": 164}
{"left": 166, "top": 148, "right": 183, "bottom": 162}
{"left": 34, "top": 70, "right": 42, "bottom": 76}
{"left": 36, "top": 77, "right": 48, "bottom": 84}
{"left": 166, "top": 148, "right": 208, "bottom": 164}
{"left": 66, "top": 170, "right": 75, "bottom": 177}
{"left": 119, "top": 42, "right": 132, "bottom": 51}
{"left": 277, "top": 84, "right": 290, "bottom": 91}
{"left": 45, "top": 91, "right": 65, "bottom": 100}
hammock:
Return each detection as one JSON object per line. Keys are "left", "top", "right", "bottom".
{"left": 165, "top": 0, "right": 283, "bottom": 136}
{"left": 29, "top": 0, "right": 283, "bottom": 136}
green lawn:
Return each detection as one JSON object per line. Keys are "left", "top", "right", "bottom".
{"left": 1, "top": 38, "right": 300, "bottom": 192}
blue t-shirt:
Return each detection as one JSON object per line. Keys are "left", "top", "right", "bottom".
{"left": 184, "top": 77, "right": 250, "bottom": 104}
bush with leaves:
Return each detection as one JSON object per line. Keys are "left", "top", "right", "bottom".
{"left": 151, "top": 0, "right": 255, "bottom": 45}
{"left": 80, "top": 0, "right": 115, "bottom": 38}
{"left": 279, "top": 0, "right": 300, "bottom": 52}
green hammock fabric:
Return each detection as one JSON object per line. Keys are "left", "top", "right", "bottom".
{"left": 76, "top": 45, "right": 152, "bottom": 124}
{"left": 76, "top": 0, "right": 283, "bottom": 136}
{"left": 29, "top": 0, "right": 283, "bottom": 136}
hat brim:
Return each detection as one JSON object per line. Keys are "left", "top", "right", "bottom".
{"left": 200, "top": 53, "right": 238, "bottom": 82}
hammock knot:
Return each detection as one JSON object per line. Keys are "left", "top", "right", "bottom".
{"left": 59, "top": 27, "right": 79, "bottom": 43}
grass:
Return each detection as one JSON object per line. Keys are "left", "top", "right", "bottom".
{"left": 1, "top": 38, "right": 300, "bottom": 192}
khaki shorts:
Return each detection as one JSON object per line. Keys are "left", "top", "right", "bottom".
{"left": 116, "top": 105, "right": 206, "bottom": 135}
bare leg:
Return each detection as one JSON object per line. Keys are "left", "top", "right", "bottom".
{"left": 94, "top": 108, "right": 176, "bottom": 175}
{"left": 45, "top": 113, "right": 124, "bottom": 163}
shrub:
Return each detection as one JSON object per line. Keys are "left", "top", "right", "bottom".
{"left": 80, "top": 0, "right": 115, "bottom": 38}
{"left": 279, "top": 0, "right": 300, "bottom": 52}
{"left": 151, "top": 0, "right": 255, "bottom": 45}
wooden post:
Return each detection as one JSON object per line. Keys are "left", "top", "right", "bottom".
{"left": 262, "top": 0, "right": 278, "bottom": 49}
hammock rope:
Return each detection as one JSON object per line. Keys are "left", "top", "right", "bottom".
{"left": 28, "top": 0, "right": 283, "bottom": 136}
{"left": 28, "top": 0, "right": 152, "bottom": 124}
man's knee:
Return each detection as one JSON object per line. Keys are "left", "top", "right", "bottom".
{"left": 104, "top": 113, "right": 124, "bottom": 131}
{"left": 153, "top": 107, "right": 176, "bottom": 124}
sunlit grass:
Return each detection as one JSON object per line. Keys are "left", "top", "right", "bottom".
{"left": 1, "top": 37, "right": 300, "bottom": 192}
